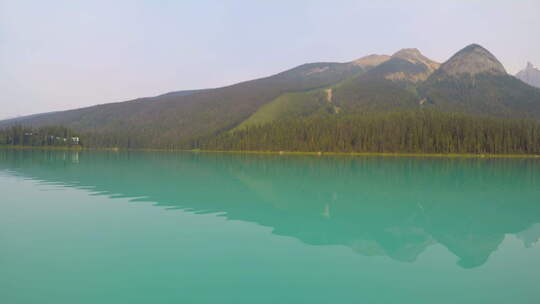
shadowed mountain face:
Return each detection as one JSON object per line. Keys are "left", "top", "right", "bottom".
{"left": 2, "top": 149, "right": 539, "bottom": 268}
{"left": 419, "top": 45, "right": 540, "bottom": 119}
{"left": 328, "top": 48, "right": 440, "bottom": 112}
{"left": 516, "top": 62, "right": 540, "bottom": 88}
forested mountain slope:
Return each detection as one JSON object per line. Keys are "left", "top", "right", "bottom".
{"left": 419, "top": 44, "right": 540, "bottom": 119}
{"left": 237, "top": 44, "right": 540, "bottom": 133}
{"left": 203, "top": 111, "right": 540, "bottom": 154}
{"left": 0, "top": 61, "right": 366, "bottom": 147}
{"left": 236, "top": 49, "right": 440, "bottom": 130}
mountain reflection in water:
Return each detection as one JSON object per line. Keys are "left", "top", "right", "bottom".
{"left": 1, "top": 149, "right": 539, "bottom": 269}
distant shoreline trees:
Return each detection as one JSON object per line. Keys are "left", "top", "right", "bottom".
{"left": 0, "top": 126, "right": 81, "bottom": 147}
{"left": 2, "top": 110, "right": 539, "bottom": 154}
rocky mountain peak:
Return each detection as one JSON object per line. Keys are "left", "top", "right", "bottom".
{"left": 392, "top": 48, "right": 422, "bottom": 59}
{"left": 391, "top": 48, "right": 440, "bottom": 72}
{"left": 351, "top": 54, "right": 391, "bottom": 68}
{"left": 516, "top": 61, "right": 540, "bottom": 88}
{"left": 367, "top": 48, "right": 441, "bottom": 83}
{"left": 439, "top": 44, "right": 506, "bottom": 76}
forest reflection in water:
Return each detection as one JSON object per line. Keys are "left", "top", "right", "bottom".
{"left": 1, "top": 149, "right": 539, "bottom": 269}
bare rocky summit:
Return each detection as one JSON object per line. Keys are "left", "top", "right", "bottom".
{"left": 392, "top": 48, "right": 440, "bottom": 72}
{"left": 351, "top": 54, "right": 391, "bottom": 68}
{"left": 438, "top": 44, "right": 506, "bottom": 76}
{"left": 516, "top": 62, "right": 540, "bottom": 88}
{"left": 381, "top": 48, "right": 440, "bottom": 82}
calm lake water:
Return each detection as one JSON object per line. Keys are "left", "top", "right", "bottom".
{"left": 1, "top": 150, "right": 540, "bottom": 303}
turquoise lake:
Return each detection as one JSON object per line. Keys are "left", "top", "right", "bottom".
{"left": 1, "top": 149, "right": 540, "bottom": 303}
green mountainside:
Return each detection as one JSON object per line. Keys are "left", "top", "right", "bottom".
{"left": 0, "top": 62, "right": 365, "bottom": 148}
{"left": 419, "top": 72, "right": 540, "bottom": 118}
{"left": 234, "top": 89, "right": 334, "bottom": 131}
{"left": 419, "top": 44, "right": 540, "bottom": 119}
{"left": 1, "top": 43, "right": 540, "bottom": 153}
{"left": 236, "top": 49, "right": 441, "bottom": 130}
{"left": 237, "top": 44, "right": 540, "bottom": 134}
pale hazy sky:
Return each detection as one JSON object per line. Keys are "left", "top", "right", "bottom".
{"left": 1, "top": 0, "right": 539, "bottom": 119}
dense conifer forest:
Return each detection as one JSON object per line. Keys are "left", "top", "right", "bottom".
{"left": 2, "top": 110, "right": 539, "bottom": 154}
{"left": 1, "top": 111, "right": 539, "bottom": 155}
{"left": 199, "top": 111, "right": 540, "bottom": 154}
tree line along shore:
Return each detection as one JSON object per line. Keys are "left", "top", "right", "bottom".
{"left": 1, "top": 111, "right": 539, "bottom": 157}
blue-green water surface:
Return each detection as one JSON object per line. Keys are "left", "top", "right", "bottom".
{"left": 1, "top": 150, "right": 539, "bottom": 303}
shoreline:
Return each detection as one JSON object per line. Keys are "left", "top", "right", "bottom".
{"left": 1, "top": 145, "right": 539, "bottom": 158}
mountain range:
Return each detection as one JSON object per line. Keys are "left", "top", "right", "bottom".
{"left": 1, "top": 43, "right": 540, "bottom": 151}
{"left": 516, "top": 62, "right": 540, "bottom": 88}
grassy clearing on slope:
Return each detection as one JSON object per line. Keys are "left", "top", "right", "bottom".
{"left": 233, "top": 89, "right": 330, "bottom": 131}
{"left": 233, "top": 69, "right": 370, "bottom": 132}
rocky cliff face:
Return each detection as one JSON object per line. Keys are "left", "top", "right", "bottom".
{"left": 516, "top": 62, "right": 540, "bottom": 88}
{"left": 438, "top": 44, "right": 506, "bottom": 76}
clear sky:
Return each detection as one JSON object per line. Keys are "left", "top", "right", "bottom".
{"left": 1, "top": 0, "right": 539, "bottom": 120}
